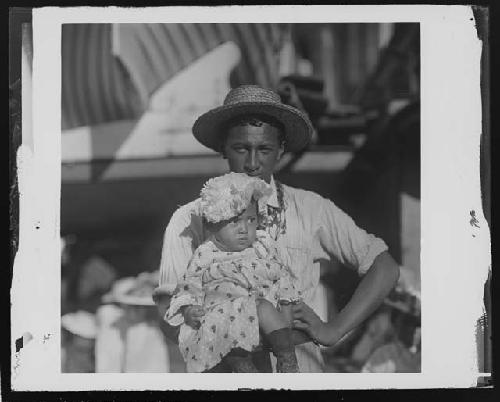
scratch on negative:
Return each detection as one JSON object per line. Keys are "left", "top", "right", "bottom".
{"left": 13, "top": 332, "right": 33, "bottom": 378}
{"left": 470, "top": 210, "right": 480, "bottom": 228}
{"left": 15, "top": 332, "right": 33, "bottom": 352}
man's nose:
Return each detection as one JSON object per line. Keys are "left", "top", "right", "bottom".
{"left": 246, "top": 150, "right": 259, "bottom": 171}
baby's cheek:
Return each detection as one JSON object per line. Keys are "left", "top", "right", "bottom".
{"left": 248, "top": 230, "right": 257, "bottom": 244}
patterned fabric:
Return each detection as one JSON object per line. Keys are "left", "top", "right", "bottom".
{"left": 166, "top": 234, "right": 300, "bottom": 372}
{"left": 158, "top": 177, "right": 389, "bottom": 372}
{"left": 257, "top": 180, "right": 286, "bottom": 240}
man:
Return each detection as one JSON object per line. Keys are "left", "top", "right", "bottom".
{"left": 154, "top": 84, "right": 400, "bottom": 372}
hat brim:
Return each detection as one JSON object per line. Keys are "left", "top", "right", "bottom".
{"left": 192, "top": 102, "right": 313, "bottom": 153}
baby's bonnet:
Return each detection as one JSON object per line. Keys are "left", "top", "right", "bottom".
{"left": 199, "top": 172, "right": 272, "bottom": 223}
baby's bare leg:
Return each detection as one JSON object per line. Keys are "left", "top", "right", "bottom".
{"left": 274, "top": 302, "right": 312, "bottom": 345}
{"left": 256, "top": 299, "right": 289, "bottom": 334}
{"left": 278, "top": 302, "right": 313, "bottom": 345}
{"left": 278, "top": 302, "right": 293, "bottom": 326}
{"left": 256, "top": 299, "right": 299, "bottom": 372}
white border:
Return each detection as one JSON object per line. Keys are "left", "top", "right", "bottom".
{"left": 11, "top": 5, "right": 490, "bottom": 390}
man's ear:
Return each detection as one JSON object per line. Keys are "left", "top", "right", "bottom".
{"left": 277, "top": 142, "right": 285, "bottom": 160}
{"left": 219, "top": 142, "right": 228, "bottom": 159}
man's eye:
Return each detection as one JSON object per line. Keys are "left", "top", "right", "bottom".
{"left": 233, "top": 147, "right": 246, "bottom": 153}
{"left": 259, "top": 148, "right": 272, "bottom": 154}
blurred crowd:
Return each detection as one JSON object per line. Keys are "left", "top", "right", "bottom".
{"left": 60, "top": 235, "right": 420, "bottom": 373}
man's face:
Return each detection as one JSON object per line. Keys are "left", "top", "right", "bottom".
{"left": 214, "top": 202, "right": 258, "bottom": 252}
{"left": 222, "top": 122, "right": 284, "bottom": 184}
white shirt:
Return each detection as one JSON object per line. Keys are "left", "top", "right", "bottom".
{"left": 158, "top": 177, "right": 388, "bottom": 372}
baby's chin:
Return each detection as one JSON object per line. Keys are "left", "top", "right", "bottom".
{"left": 228, "top": 239, "right": 255, "bottom": 252}
{"left": 229, "top": 244, "right": 250, "bottom": 252}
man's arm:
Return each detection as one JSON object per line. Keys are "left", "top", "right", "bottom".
{"left": 293, "top": 251, "right": 399, "bottom": 346}
{"left": 292, "top": 194, "right": 399, "bottom": 345}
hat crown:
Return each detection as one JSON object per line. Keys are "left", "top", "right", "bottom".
{"left": 193, "top": 84, "right": 312, "bottom": 153}
{"left": 223, "top": 85, "right": 281, "bottom": 106}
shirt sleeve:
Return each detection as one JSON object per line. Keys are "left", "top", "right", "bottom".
{"left": 158, "top": 200, "right": 203, "bottom": 290}
{"left": 317, "top": 196, "right": 388, "bottom": 275}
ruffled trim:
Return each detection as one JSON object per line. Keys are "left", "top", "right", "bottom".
{"left": 165, "top": 294, "right": 195, "bottom": 326}
{"left": 200, "top": 173, "right": 272, "bottom": 223}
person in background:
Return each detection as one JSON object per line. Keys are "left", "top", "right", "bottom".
{"left": 154, "top": 85, "right": 400, "bottom": 372}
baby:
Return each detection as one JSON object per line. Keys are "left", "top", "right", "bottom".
{"left": 166, "top": 173, "right": 301, "bottom": 373}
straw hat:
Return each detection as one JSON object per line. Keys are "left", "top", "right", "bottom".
{"left": 192, "top": 85, "right": 313, "bottom": 152}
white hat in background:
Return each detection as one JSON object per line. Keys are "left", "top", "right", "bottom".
{"left": 61, "top": 310, "right": 97, "bottom": 339}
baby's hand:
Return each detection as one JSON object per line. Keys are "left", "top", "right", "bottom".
{"left": 182, "top": 305, "right": 205, "bottom": 329}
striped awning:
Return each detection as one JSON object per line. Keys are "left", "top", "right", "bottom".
{"left": 62, "top": 24, "right": 142, "bottom": 131}
{"left": 62, "top": 23, "right": 285, "bottom": 131}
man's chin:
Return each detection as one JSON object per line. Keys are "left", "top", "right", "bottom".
{"left": 245, "top": 172, "right": 262, "bottom": 178}
{"left": 247, "top": 173, "right": 271, "bottom": 183}
{"left": 230, "top": 169, "right": 271, "bottom": 183}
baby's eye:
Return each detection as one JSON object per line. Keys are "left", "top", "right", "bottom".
{"left": 248, "top": 217, "right": 256, "bottom": 223}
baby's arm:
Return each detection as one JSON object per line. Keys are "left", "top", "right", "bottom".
{"left": 180, "top": 305, "right": 205, "bottom": 329}
{"left": 166, "top": 246, "right": 207, "bottom": 327}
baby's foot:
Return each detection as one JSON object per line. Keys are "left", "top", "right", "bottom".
{"left": 276, "top": 351, "right": 300, "bottom": 373}
{"left": 225, "top": 355, "right": 260, "bottom": 373}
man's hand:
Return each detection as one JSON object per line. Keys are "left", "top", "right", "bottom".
{"left": 182, "top": 305, "right": 205, "bottom": 329}
{"left": 291, "top": 302, "right": 340, "bottom": 347}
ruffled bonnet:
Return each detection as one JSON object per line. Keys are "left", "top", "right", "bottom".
{"left": 200, "top": 172, "right": 272, "bottom": 223}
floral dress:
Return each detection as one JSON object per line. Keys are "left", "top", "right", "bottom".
{"left": 166, "top": 232, "right": 300, "bottom": 372}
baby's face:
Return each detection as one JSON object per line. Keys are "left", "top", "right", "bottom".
{"left": 214, "top": 202, "right": 258, "bottom": 252}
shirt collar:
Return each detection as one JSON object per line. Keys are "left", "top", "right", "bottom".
{"left": 267, "top": 176, "right": 279, "bottom": 209}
